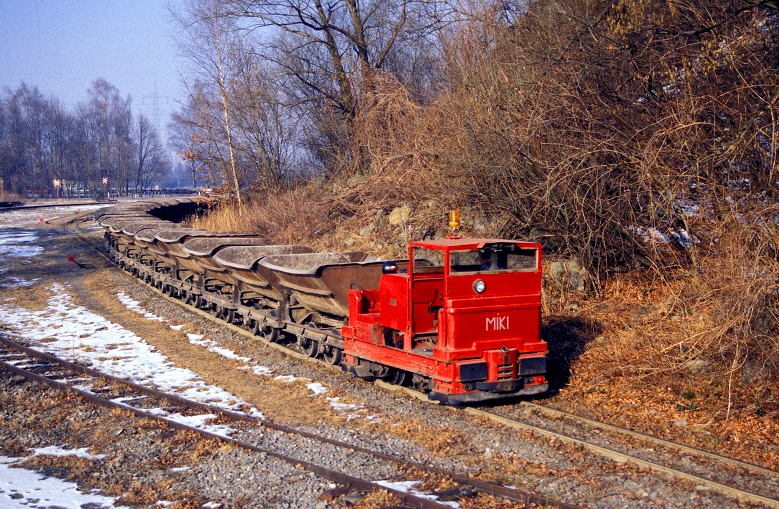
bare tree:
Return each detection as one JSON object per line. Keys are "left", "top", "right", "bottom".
{"left": 78, "top": 79, "right": 133, "bottom": 197}
{"left": 222, "top": 0, "right": 456, "bottom": 172}
{"left": 173, "top": 0, "right": 244, "bottom": 207}
{"left": 135, "top": 114, "right": 171, "bottom": 194}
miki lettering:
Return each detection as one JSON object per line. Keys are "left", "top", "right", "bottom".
{"left": 486, "top": 316, "right": 509, "bottom": 331}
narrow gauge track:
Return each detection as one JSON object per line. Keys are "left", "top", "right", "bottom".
{"left": 65, "top": 216, "right": 779, "bottom": 509}
{"left": 467, "top": 404, "right": 779, "bottom": 508}
{"left": 0, "top": 333, "right": 580, "bottom": 509}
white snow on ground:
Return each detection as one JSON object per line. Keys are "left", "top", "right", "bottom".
{"left": 117, "top": 292, "right": 337, "bottom": 396}
{"left": 30, "top": 445, "right": 107, "bottom": 460}
{"left": 0, "top": 455, "right": 127, "bottom": 509}
{"left": 0, "top": 204, "right": 263, "bottom": 506}
{"left": 374, "top": 480, "right": 461, "bottom": 508}
{"left": 0, "top": 283, "right": 264, "bottom": 423}
{"left": 186, "top": 333, "right": 253, "bottom": 363}
{"left": 117, "top": 292, "right": 387, "bottom": 422}
{"left": 0, "top": 276, "right": 40, "bottom": 289}
{"left": 307, "top": 382, "right": 328, "bottom": 396}
{"left": 0, "top": 230, "right": 45, "bottom": 257}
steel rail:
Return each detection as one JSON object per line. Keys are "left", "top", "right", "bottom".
{"left": 0, "top": 334, "right": 580, "bottom": 509}
{"left": 520, "top": 401, "right": 778, "bottom": 476}
{"left": 0, "top": 357, "right": 454, "bottom": 509}
{"left": 466, "top": 407, "right": 779, "bottom": 509}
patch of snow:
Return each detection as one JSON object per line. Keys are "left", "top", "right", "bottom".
{"left": 0, "top": 277, "right": 40, "bottom": 288}
{"left": 117, "top": 292, "right": 167, "bottom": 322}
{"left": 307, "top": 382, "right": 328, "bottom": 396}
{"left": 374, "top": 480, "right": 461, "bottom": 508}
{"left": 0, "top": 283, "right": 264, "bottom": 421}
{"left": 239, "top": 365, "right": 274, "bottom": 376}
{"left": 185, "top": 333, "right": 252, "bottom": 362}
{"left": 30, "top": 445, "right": 107, "bottom": 460}
{"left": 326, "top": 397, "right": 362, "bottom": 412}
{"left": 0, "top": 455, "right": 128, "bottom": 509}
{"left": 143, "top": 409, "right": 234, "bottom": 437}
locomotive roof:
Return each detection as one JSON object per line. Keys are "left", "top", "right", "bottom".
{"left": 410, "top": 237, "right": 541, "bottom": 249}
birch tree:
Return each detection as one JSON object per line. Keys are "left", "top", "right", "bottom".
{"left": 173, "top": 0, "right": 244, "bottom": 207}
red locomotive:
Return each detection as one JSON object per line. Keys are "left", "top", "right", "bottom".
{"left": 342, "top": 236, "right": 548, "bottom": 403}
{"left": 99, "top": 203, "right": 549, "bottom": 404}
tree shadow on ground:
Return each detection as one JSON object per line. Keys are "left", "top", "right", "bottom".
{"left": 541, "top": 315, "right": 602, "bottom": 391}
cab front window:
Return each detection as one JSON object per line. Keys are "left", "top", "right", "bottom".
{"left": 450, "top": 245, "right": 538, "bottom": 273}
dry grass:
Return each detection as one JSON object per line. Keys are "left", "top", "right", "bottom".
{"left": 0, "top": 282, "right": 54, "bottom": 311}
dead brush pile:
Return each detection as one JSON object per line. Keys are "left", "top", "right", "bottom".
{"left": 552, "top": 216, "right": 779, "bottom": 465}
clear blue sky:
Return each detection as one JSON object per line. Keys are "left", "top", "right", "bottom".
{"left": 0, "top": 0, "right": 184, "bottom": 137}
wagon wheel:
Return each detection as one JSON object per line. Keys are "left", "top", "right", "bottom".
{"left": 265, "top": 327, "right": 280, "bottom": 343}
{"left": 301, "top": 337, "right": 319, "bottom": 357}
{"left": 251, "top": 321, "right": 280, "bottom": 343}
{"left": 322, "top": 345, "right": 342, "bottom": 366}
{"left": 250, "top": 319, "right": 261, "bottom": 336}
{"left": 223, "top": 308, "right": 235, "bottom": 324}
{"left": 209, "top": 304, "right": 222, "bottom": 318}
{"left": 384, "top": 368, "right": 409, "bottom": 386}
{"left": 412, "top": 374, "right": 431, "bottom": 393}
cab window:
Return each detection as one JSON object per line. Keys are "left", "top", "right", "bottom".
{"left": 450, "top": 246, "right": 538, "bottom": 273}
{"left": 412, "top": 247, "right": 445, "bottom": 274}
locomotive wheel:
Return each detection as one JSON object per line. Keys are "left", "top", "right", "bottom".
{"left": 412, "top": 374, "right": 431, "bottom": 393}
{"left": 322, "top": 345, "right": 342, "bottom": 365}
{"left": 301, "top": 338, "right": 318, "bottom": 357}
{"left": 385, "top": 368, "right": 409, "bottom": 386}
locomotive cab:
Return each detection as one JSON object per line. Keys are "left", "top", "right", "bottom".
{"left": 343, "top": 237, "right": 549, "bottom": 404}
